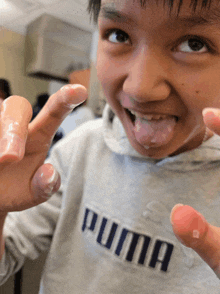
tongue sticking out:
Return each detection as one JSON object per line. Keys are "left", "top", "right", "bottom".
{"left": 134, "top": 116, "right": 176, "bottom": 147}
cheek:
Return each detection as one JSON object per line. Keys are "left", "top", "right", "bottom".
{"left": 177, "top": 71, "right": 220, "bottom": 109}
{"left": 96, "top": 57, "right": 112, "bottom": 95}
{"left": 96, "top": 54, "right": 104, "bottom": 84}
{"left": 96, "top": 55, "right": 120, "bottom": 98}
{"left": 97, "top": 48, "right": 114, "bottom": 81}
{"left": 97, "top": 46, "right": 126, "bottom": 86}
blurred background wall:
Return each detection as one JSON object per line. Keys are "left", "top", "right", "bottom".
{"left": 0, "top": 28, "right": 49, "bottom": 104}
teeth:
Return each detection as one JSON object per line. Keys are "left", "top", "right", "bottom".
{"left": 128, "top": 109, "right": 168, "bottom": 120}
{"left": 130, "top": 110, "right": 136, "bottom": 116}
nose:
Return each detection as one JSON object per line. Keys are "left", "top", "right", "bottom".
{"left": 123, "top": 47, "right": 171, "bottom": 103}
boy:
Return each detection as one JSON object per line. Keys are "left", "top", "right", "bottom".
{"left": 0, "top": 0, "right": 220, "bottom": 292}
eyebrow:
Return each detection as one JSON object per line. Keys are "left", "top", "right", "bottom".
{"left": 99, "top": 6, "right": 138, "bottom": 25}
{"left": 174, "top": 15, "right": 220, "bottom": 28}
{"left": 99, "top": 5, "right": 220, "bottom": 28}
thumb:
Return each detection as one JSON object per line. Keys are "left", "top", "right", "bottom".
{"left": 203, "top": 108, "right": 220, "bottom": 136}
{"left": 170, "top": 204, "right": 220, "bottom": 279}
{"left": 31, "top": 163, "right": 61, "bottom": 202}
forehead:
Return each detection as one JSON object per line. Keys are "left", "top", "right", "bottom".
{"left": 99, "top": 0, "right": 220, "bottom": 21}
{"left": 100, "top": 0, "right": 215, "bottom": 8}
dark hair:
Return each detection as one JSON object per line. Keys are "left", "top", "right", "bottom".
{"left": 32, "top": 93, "right": 49, "bottom": 120}
{"left": 87, "top": 0, "right": 212, "bottom": 23}
{"left": 0, "top": 78, "right": 11, "bottom": 99}
{"left": 35, "top": 93, "right": 49, "bottom": 108}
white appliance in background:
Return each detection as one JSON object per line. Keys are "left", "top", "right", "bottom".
{"left": 0, "top": 0, "right": 94, "bottom": 35}
{"left": 25, "top": 14, "right": 92, "bottom": 82}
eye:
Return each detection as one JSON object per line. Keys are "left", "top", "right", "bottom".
{"left": 177, "top": 37, "right": 208, "bottom": 53}
{"left": 105, "top": 29, "right": 130, "bottom": 44}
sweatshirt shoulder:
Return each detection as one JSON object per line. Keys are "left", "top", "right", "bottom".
{"left": 64, "top": 118, "right": 104, "bottom": 142}
{"left": 49, "top": 118, "right": 105, "bottom": 162}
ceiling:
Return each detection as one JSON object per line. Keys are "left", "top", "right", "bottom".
{"left": 0, "top": 0, "right": 96, "bottom": 35}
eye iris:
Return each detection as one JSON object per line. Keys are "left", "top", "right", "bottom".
{"left": 115, "top": 31, "right": 128, "bottom": 43}
{"left": 188, "top": 39, "right": 204, "bottom": 51}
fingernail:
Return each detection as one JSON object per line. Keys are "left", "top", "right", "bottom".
{"left": 170, "top": 204, "right": 184, "bottom": 225}
{"left": 202, "top": 108, "right": 220, "bottom": 117}
{"left": 42, "top": 168, "right": 59, "bottom": 198}
{"left": 32, "top": 165, "right": 60, "bottom": 200}
{"left": 171, "top": 205, "right": 208, "bottom": 248}
{"left": 70, "top": 101, "right": 84, "bottom": 109}
{"left": 0, "top": 134, "right": 24, "bottom": 160}
{"left": 60, "top": 84, "right": 86, "bottom": 109}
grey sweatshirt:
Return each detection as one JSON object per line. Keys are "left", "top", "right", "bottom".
{"left": 0, "top": 104, "right": 220, "bottom": 293}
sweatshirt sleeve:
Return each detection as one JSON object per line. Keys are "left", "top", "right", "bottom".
{"left": 0, "top": 190, "right": 61, "bottom": 285}
{"left": 0, "top": 118, "right": 101, "bottom": 285}
{"left": 0, "top": 145, "right": 65, "bottom": 285}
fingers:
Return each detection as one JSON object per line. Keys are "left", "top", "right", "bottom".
{"left": 31, "top": 163, "right": 61, "bottom": 201}
{"left": 171, "top": 204, "right": 220, "bottom": 279}
{"left": 0, "top": 84, "right": 87, "bottom": 161}
{"left": 203, "top": 108, "right": 220, "bottom": 136}
{"left": 29, "top": 84, "right": 87, "bottom": 142}
{"left": 0, "top": 96, "right": 33, "bottom": 162}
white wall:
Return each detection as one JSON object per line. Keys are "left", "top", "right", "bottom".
{"left": 0, "top": 28, "right": 49, "bottom": 105}
{"left": 49, "top": 80, "right": 66, "bottom": 96}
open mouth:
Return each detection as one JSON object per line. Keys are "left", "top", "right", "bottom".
{"left": 125, "top": 108, "right": 136, "bottom": 123}
{"left": 125, "top": 108, "right": 179, "bottom": 123}
{"left": 124, "top": 107, "right": 179, "bottom": 148}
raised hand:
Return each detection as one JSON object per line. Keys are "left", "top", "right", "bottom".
{"left": 0, "top": 84, "right": 87, "bottom": 213}
{"left": 171, "top": 204, "right": 220, "bottom": 279}
{"left": 170, "top": 107, "right": 220, "bottom": 279}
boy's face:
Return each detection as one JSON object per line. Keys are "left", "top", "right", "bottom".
{"left": 97, "top": 0, "right": 220, "bottom": 158}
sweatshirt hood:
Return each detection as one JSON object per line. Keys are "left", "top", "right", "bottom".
{"left": 102, "top": 103, "right": 220, "bottom": 170}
